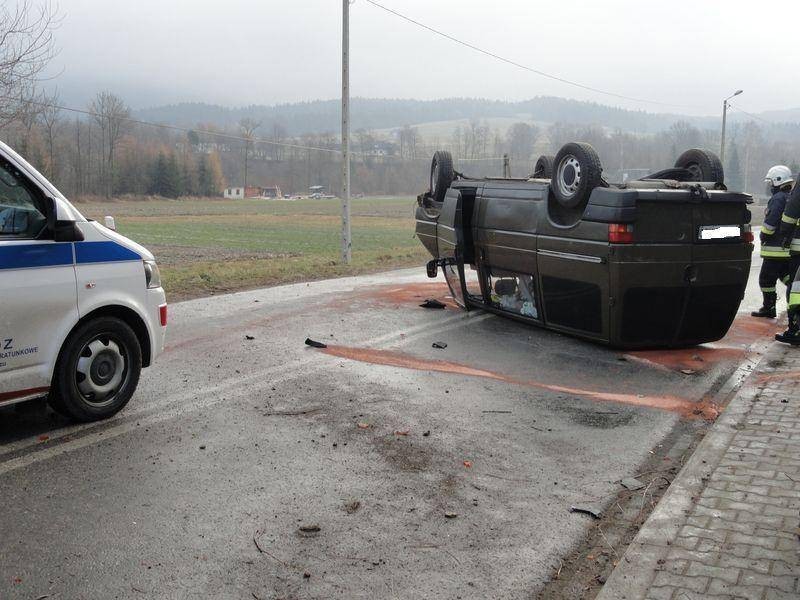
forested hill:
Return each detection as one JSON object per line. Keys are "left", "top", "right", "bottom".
{"left": 134, "top": 96, "right": 731, "bottom": 135}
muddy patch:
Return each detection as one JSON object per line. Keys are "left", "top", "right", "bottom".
{"left": 371, "top": 433, "right": 432, "bottom": 472}
{"left": 552, "top": 404, "right": 635, "bottom": 430}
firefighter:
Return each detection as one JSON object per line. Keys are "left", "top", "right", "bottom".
{"left": 752, "top": 166, "right": 794, "bottom": 318}
{"left": 775, "top": 173, "right": 800, "bottom": 345}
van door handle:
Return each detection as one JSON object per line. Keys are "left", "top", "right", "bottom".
{"left": 684, "top": 265, "right": 698, "bottom": 283}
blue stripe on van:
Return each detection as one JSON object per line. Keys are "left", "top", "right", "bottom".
{"left": 74, "top": 241, "right": 141, "bottom": 264}
{"left": 0, "top": 243, "right": 73, "bottom": 270}
{"left": 0, "top": 240, "right": 141, "bottom": 269}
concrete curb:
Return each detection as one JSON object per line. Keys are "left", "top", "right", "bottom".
{"left": 595, "top": 341, "right": 784, "bottom": 600}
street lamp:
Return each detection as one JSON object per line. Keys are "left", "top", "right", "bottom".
{"left": 720, "top": 89, "right": 743, "bottom": 163}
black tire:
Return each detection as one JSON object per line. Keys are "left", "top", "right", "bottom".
{"left": 551, "top": 143, "right": 603, "bottom": 209}
{"left": 674, "top": 149, "right": 724, "bottom": 184}
{"left": 430, "top": 150, "right": 454, "bottom": 203}
{"left": 532, "top": 155, "right": 555, "bottom": 179}
{"left": 51, "top": 317, "right": 142, "bottom": 422}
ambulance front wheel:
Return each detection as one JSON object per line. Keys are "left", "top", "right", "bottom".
{"left": 49, "top": 317, "right": 142, "bottom": 422}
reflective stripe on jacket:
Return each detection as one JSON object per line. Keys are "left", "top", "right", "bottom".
{"left": 790, "top": 280, "right": 800, "bottom": 309}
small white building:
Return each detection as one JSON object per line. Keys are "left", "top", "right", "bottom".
{"left": 224, "top": 187, "right": 244, "bottom": 199}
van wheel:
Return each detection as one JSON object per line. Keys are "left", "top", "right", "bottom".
{"left": 430, "top": 150, "right": 454, "bottom": 203}
{"left": 532, "top": 155, "right": 555, "bottom": 178}
{"left": 551, "top": 143, "right": 603, "bottom": 209}
{"left": 674, "top": 149, "right": 724, "bottom": 184}
{"left": 51, "top": 317, "right": 142, "bottom": 422}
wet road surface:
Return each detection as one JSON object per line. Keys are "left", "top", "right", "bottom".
{"left": 0, "top": 251, "right": 780, "bottom": 599}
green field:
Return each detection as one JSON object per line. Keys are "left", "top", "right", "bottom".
{"left": 77, "top": 197, "right": 427, "bottom": 300}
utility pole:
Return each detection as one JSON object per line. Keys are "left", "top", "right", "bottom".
{"left": 720, "top": 89, "right": 743, "bottom": 163}
{"left": 502, "top": 154, "right": 510, "bottom": 178}
{"left": 341, "top": 0, "right": 352, "bottom": 264}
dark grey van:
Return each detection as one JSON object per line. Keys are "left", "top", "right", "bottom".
{"left": 415, "top": 143, "right": 753, "bottom": 348}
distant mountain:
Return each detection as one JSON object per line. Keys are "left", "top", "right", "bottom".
{"left": 133, "top": 96, "right": 800, "bottom": 137}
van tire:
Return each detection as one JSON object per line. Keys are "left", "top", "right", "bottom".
{"left": 430, "top": 150, "right": 454, "bottom": 203}
{"left": 532, "top": 155, "right": 555, "bottom": 179}
{"left": 551, "top": 143, "right": 603, "bottom": 209}
{"left": 674, "top": 149, "right": 724, "bottom": 184}
{"left": 51, "top": 317, "right": 142, "bottom": 422}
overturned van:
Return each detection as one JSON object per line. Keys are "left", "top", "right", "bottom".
{"left": 415, "top": 143, "right": 753, "bottom": 349}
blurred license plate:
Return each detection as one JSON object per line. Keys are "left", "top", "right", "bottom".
{"left": 699, "top": 225, "right": 741, "bottom": 240}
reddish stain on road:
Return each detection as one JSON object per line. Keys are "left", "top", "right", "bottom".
{"left": 321, "top": 345, "right": 718, "bottom": 420}
{"left": 625, "top": 315, "right": 775, "bottom": 374}
{"left": 362, "top": 282, "right": 456, "bottom": 308}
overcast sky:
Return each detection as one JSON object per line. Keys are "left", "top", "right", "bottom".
{"left": 43, "top": 0, "right": 799, "bottom": 116}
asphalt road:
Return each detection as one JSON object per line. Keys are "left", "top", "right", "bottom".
{"left": 0, "top": 247, "right": 782, "bottom": 600}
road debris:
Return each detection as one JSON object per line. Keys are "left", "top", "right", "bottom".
{"left": 444, "top": 512, "right": 458, "bottom": 519}
{"left": 569, "top": 504, "right": 603, "bottom": 519}
{"left": 423, "top": 430, "right": 431, "bottom": 437}
{"left": 463, "top": 460, "right": 473, "bottom": 468}
{"left": 482, "top": 410, "right": 512, "bottom": 414}
{"left": 432, "top": 341, "right": 447, "bottom": 349}
{"left": 420, "top": 299, "right": 446, "bottom": 309}
{"left": 344, "top": 500, "right": 361, "bottom": 514}
{"left": 357, "top": 422, "right": 370, "bottom": 429}
{"left": 245, "top": 334, "right": 255, "bottom": 340}
{"left": 680, "top": 369, "right": 696, "bottom": 375}
{"left": 253, "top": 530, "right": 287, "bottom": 566}
{"left": 304, "top": 338, "right": 327, "bottom": 348}
{"left": 394, "top": 430, "right": 410, "bottom": 436}
{"left": 298, "top": 523, "right": 321, "bottom": 533}
{"left": 620, "top": 477, "right": 645, "bottom": 491}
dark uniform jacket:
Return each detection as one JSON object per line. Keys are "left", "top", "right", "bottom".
{"left": 779, "top": 183, "right": 800, "bottom": 256}
{"left": 762, "top": 190, "right": 790, "bottom": 258}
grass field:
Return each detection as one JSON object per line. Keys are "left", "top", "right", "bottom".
{"left": 77, "top": 196, "right": 427, "bottom": 301}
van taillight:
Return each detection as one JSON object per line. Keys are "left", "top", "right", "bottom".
{"left": 159, "top": 304, "right": 168, "bottom": 327}
{"left": 609, "top": 223, "right": 634, "bottom": 244}
{"left": 741, "top": 225, "right": 754, "bottom": 243}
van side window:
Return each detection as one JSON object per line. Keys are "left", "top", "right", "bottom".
{"left": 0, "top": 161, "right": 46, "bottom": 239}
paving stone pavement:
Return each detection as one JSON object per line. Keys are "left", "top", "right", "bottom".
{"left": 597, "top": 342, "right": 800, "bottom": 600}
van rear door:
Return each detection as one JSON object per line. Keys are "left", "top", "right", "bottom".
{"left": 608, "top": 188, "right": 751, "bottom": 347}
{"left": 683, "top": 192, "right": 752, "bottom": 343}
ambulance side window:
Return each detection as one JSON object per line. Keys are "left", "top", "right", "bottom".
{"left": 0, "top": 160, "right": 46, "bottom": 239}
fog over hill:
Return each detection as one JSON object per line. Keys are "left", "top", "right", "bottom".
{"left": 134, "top": 96, "right": 800, "bottom": 137}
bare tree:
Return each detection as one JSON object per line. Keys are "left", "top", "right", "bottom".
{"left": 239, "top": 118, "right": 261, "bottom": 191}
{"left": 0, "top": 1, "right": 58, "bottom": 127}
{"left": 40, "top": 88, "right": 60, "bottom": 178}
{"left": 507, "top": 122, "right": 539, "bottom": 161}
{"left": 89, "top": 91, "right": 130, "bottom": 197}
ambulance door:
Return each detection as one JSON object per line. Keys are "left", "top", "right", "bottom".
{"left": 0, "top": 155, "right": 78, "bottom": 402}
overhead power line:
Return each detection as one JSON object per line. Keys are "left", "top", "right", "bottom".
{"left": 727, "top": 103, "right": 772, "bottom": 126}
{"left": 363, "top": 0, "right": 707, "bottom": 111}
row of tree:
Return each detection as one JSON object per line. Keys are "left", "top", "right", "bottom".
{"left": 2, "top": 87, "right": 799, "bottom": 200}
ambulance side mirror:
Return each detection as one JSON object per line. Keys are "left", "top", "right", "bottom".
{"left": 45, "top": 197, "right": 84, "bottom": 242}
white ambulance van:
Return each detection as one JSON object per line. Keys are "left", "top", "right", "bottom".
{"left": 0, "top": 141, "right": 166, "bottom": 422}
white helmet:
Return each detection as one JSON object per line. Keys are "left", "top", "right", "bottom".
{"left": 764, "top": 165, "right": 794, "bottom": 190}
